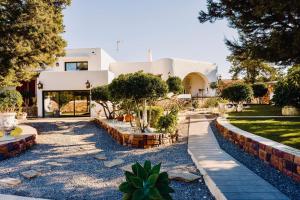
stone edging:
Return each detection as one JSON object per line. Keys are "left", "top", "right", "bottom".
{"left": 0, "top": 125, "right": 37, "bottom": 161}
{"left": 215, "top": 117, "right": 300, "bottom": 182}
{"left": 94, "top": 118, "right": 174, "bottom": 149}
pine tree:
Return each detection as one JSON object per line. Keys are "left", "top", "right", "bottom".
{"left": 0, "top": 0, "right": 71, "bottom": 87}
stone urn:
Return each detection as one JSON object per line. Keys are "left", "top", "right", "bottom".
{"left": 282, "top": 106, "right": 300, "bottom": 116}
{"left": 0, "top": 112, "right": 17, "bottom": 132}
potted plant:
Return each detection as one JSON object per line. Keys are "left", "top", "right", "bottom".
{"left": 0, "top": 90, "right": 23, "bottom": 133}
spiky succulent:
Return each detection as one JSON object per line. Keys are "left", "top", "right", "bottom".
{"left": 119, "top": 160, "right": 174, "bottom": 200}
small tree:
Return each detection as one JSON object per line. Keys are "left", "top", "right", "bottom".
{"left": 91, "top": 85, "right": 116, "bottom": 119}
{"left": 221, "top": 83, "right": 253, "bottom": 111}
{"left": 252, "top": 83, "right": 268, "bottom": 104}
{"left": 166, "top": 76, "right": 184, "bottom": 94}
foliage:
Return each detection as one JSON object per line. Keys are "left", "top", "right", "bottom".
{"left": 166, "top": 76, "right": 184, "bottom": 94}
{"left": 252, "top": 83, "right": 268, "bottom": 98}
{"left": 209, "top": 82, "right": 218, "bottom": 90}
{"left": 0, "top": 90, "right": 23, "bottom": 113}
{"left": 273, "top": 66, "right": 300, "bottom": 108}
{"left": 221, "top": 83, "right": 253, "bottom": 105}
{"left": 192, "top": 100, "right": 199, "bottom": 109}
{"left": 148, "top": 106, "right": 164, "bottom": 128}
{"left": 91, "top": 85, "right": 116, "bottom": 119}
{"left": 157, "top": 113, "right": 177, "bottom": 134}
{"left": 10, "top": 127, "right": 23, "bottom": 137}
{"left": 0, "top": 0, "right": 70, "bottom": 87}
{"left": 228, "top": 54, "right": 279, "bottom": 83}
{"left": 119, "top": 160, "right": 174, "bottom": 200}
{"left": 199, "top": 1, "right": 300, "bottom": 66}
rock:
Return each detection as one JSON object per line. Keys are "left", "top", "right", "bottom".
{"left": 46, "top": 162, "right": 64, "bottom": 167}
{"left": 31, "top": 165, "right": 52, "bottom": 172}
{"left": 104, "top": 159, "right": 124, "bottom": 168}
{"left": 56, "top": 158, "right": 72, "bottom": 163}
{"left": 0, "top": 178, "right": 21, "bottom": 186}
{"left": 94, "top": 154, "right": 107, "bottom": 161}
{"left": 120, "top": 163, "right": 134, "bottom": 172}
{"left": 168, "top": 170, "right": 201, "bottom": 182}
{"left": 21, "top": 170, "right": 41, "bottom": 179}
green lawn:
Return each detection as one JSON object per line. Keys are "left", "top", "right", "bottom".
{"left": 229, "top": 118, "right": 300, "bottom": 149}
{"left": 228, "top": 105, "right": 283, "bottom": 116}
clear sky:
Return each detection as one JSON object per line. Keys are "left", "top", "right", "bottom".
{"left": 63, "top": 0, "right": 237, "bottom": 78}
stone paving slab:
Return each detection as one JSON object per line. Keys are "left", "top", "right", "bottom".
{"left": 187, "top": 115, "right": 289, "bottom": 200}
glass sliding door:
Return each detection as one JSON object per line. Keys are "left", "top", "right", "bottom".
{"left": 43, "top": 91, "right": 90, "bottom": 117}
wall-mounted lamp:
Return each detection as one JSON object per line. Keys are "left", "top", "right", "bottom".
{"left": 37, "top": 81, "right": 43, "bottom": 90}
{"left": 85, "top": 80, "right": 91, "bottom": 89}
{"left": 55, "top": 62, "right": 59, "bottom": 67}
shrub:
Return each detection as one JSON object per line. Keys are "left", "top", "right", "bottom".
{"left": 273, "top": 66, "right": 300, "bottom": 108}
{"left": 209, "top": 82, "right": 218, "bottom": 89}
{"left": 157, "top": 113, "right": 177, "bottom": 134}
{"left": 166, "top": 76, "right": 184, "bottom": 94}
{"left": 148, "top": 106, "right": 164, "bottom": 128}
{"left": 119, "top": 160, "right": 174, "bottom": 200}
{"left": 192, "top": 100, "right": 199, "bottom": 109}
{"left": 203, "top": 98, "right": 219, "bottom": 108}
{"left": 221, "top": 83, "right": 253, "bottom": 105}
{"left": 252, "top": 83, "right": 268, "bottom": 98}
{"left": 0, "top": 90, "right": 23, "bottom": 113}
{"left": 10, "top": 127, "right": 23, "bottom": 137}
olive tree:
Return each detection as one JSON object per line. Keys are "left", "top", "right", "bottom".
{"left": 221, "top": 83, "right": 253, "bottom": 111}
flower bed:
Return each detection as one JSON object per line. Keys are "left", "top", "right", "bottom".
{"left": 0, "top": 125, "right": 37, "bottom": 160}
{"left": 94, "top": 118, "right": 174, "bottom": 148}
{"left": 215, "top": 117, "right": 300, "bottom": 182}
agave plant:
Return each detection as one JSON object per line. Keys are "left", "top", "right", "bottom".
{"left": 119, "top": 160, "right": 174, "bottom": 200}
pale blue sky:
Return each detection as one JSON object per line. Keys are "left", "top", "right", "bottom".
{"left": 63, "top": 0, "right": 237, "bottom": 78}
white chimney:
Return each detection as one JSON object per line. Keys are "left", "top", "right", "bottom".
{"left": 148, "top": 49, "right": 153, "bottom": 62}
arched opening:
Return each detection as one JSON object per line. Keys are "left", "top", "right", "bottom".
{"left": 183, "top": 72, "right": 209, "bottom": 97}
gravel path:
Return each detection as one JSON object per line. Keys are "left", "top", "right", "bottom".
{"left": 210, "top": 120, "right": 300, "bottom": 200}
{"left": 0, "top": 118, "right": 214, "bottom": 200}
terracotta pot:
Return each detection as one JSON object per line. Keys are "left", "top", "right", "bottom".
{"left": 124, "top": 114, "right": 134, "bottom": 122}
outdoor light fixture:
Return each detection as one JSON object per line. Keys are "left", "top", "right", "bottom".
{"left": 37, "top": 81, "right": 43, "bottom": 90}
{"left": 85, "top": 80, "right": 91, "bottom": 89}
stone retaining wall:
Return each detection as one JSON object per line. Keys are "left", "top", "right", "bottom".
{"left": 0, "top": 125, "right": 37, "bottom": 161}
{"left": 215, "top": 117, "right": 300, "bottom": 183}
{"left": 94, "top": 118, "right": 173, "bottom": 148}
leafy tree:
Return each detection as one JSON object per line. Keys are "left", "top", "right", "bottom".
{"left": 273, "top": 66, "right": 300, "bottom": 108}
{"left": 91, "top": 85, "right": 116, "bottom": 119}
{"left": 0, "top": 0, "right": 70, "bottom": 87}
{"left": 221, "top": 83, "right": 253, "bottom": 110}
{"left": 252, "top": 83, "right": 268, "bottom": 104}
{"left": 228, "top": 54, "right": 278, "bottom": 83}
{"left": 199, "top": 0, "right": 300, "bottom": 66}
{"left": 166, "top": 76, "right": 184, "bottom": 94}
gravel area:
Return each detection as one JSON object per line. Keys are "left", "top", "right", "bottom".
{"left": 210, "top": 120, "right": 300, "bottom": 200}
{"left": 0, "top": 118, "right": 214, "bottom": 200}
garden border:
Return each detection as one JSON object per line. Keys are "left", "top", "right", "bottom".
{"left": 215, "top": 117, "right": 300, "bottom": 182}
{"left": 94, "top": 118, "right": 174, "bottom": 148}
{"left": 0, "top": 125, "right": 37, "bottom": 161}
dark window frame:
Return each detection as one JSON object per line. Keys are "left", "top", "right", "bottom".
{"left": 64, "top": 61, "right": 88, "bottom": 71}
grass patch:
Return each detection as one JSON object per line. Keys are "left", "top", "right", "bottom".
{"left": 229, "top": 118, "right": 300, "bottom": 149}
{"left": 228, "top": 105, "right": 283, "bottom": 116}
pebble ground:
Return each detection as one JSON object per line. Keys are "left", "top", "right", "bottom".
{"left": 0, "top": 118, "right": 214, "bottom": 200}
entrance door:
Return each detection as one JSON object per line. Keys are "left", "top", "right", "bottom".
{"left": 43, "top": 91, "right": 90, "bottom": 117}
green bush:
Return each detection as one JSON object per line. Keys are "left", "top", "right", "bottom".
{"left": 221, "top": 83, "right": 253, "bottom": 104}
{"left": 166, "top": 76, "right": 184, "bottom": 94}
{"left": 157, "top": 113, "right": 177, "bottom": 133}
{"left": 0, "top": 90, "right": 23, "bottom": 113}
{"left": 203, "top": 98, "right": 228, "bottom": 108}
{"left": 119, "top": 160, "right": 174, "bottom": 200}
{"left": 192, "top": 100, "right": 199, "bottom": 109}
{"left": 252, "top": 83, "right": 268, "bottom": 98}
{"left": 148, "top": 106, "right": 164, "bottom": 128}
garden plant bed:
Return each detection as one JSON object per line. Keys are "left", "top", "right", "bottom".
{"left": 0, "top": 125, "right": 37, "bottom": 161}
{"left": 215, "top": 117, "right": 300, "bottom": 183}
{"left": 94, "top": 118, "right": 175, "bottom": 149}
{"left": 228, "top": 105, "right": 283, "bottom": 116}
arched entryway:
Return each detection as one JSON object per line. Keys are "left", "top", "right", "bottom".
{"left": 183, "top": 72, "right": 209, "bottom": 97}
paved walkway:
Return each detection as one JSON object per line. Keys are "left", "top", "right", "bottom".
{"left": 187, "top": 114, "right": 289, "bottom": 200}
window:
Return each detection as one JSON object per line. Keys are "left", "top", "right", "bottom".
{"left": 65, "top": 62, "right": 88, "bottom": 71}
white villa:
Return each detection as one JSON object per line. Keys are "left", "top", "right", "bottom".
{"left": 22, "top": 48, "right": 217, "bottom": 117}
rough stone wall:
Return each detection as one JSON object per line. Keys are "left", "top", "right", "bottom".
{"left": 215, "top": 120, "right": 300, "bottom": 183}
{"left": 94, "top": 119, "right": 173, "bottom": 149}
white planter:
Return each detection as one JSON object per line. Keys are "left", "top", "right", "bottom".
{"left": 0, "top": 112, "right": 17, "bottom": 131}
{"left": 282, "top": 106, "right": 300, "bottom": 116}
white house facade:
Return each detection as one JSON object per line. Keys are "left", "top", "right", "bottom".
{"left": 35, "top": 48, "right": 217, "bottom": 117}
